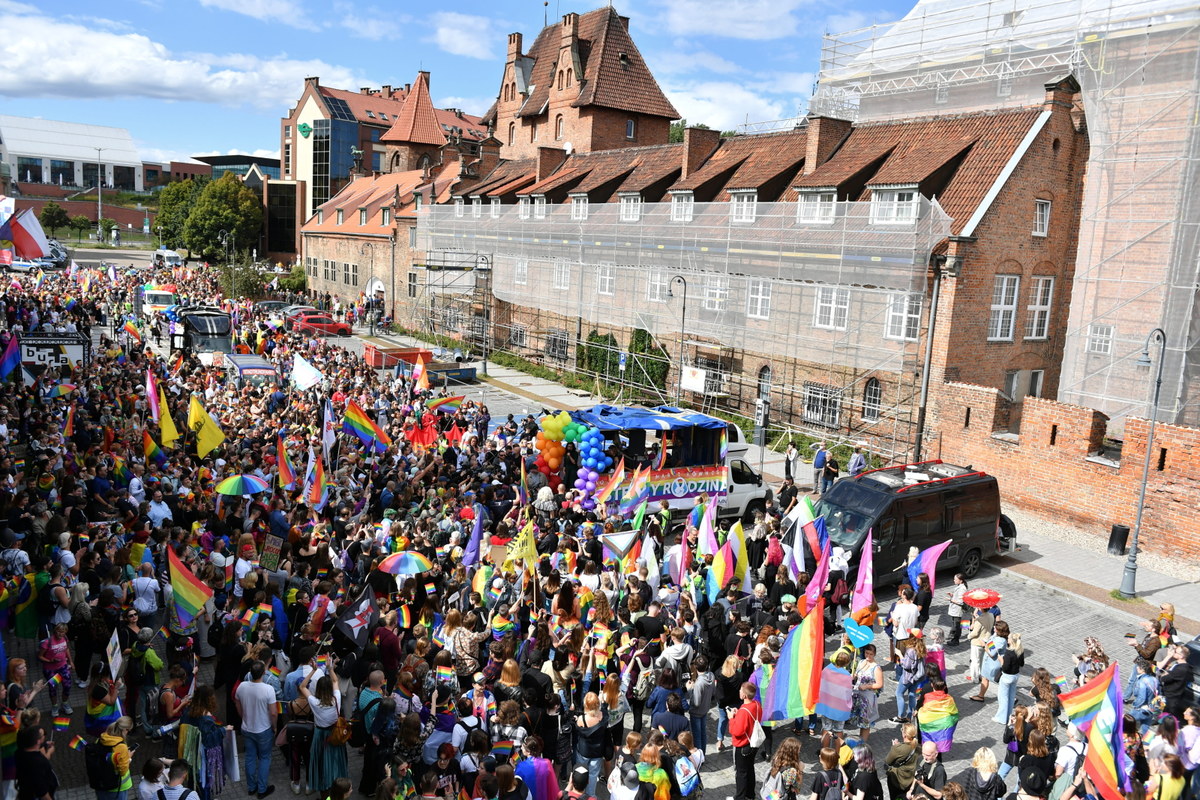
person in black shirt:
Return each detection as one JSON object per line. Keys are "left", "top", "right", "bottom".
{"left": 15, "top": 725, "right": 58, "bottom": 800}
{"left": 911, "top": 742, "right": 947, "bottom": 799}
{"left": 635, "top": 602, "right": 667, "bottom": 657}
{"left": 777, "top": 478, "right": 799, "bottom": 515}
{"left": 850, "top": 747, "right": 884, "bottom": 800}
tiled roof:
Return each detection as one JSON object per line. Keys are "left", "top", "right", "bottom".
{"left": 319, "top": 86, "right": 408, "bottom": 127}
{"left": 669, "top": 130, "right": 807, "bottom": 200}
{"left": 792, "top": 107, "right": 1044, "bottom": 233}
{"left": 467, "top": 158, "right": 538, "bottom": 198}
{"left": 382, "top": 73, "right": 446, "bottom": 146}
{"left": 519, "top": 7, "right": 678, "bottom": 121}
{"left": 518, "top": 142, "right": 684, "bottom": 199}
{"left": 301, "top": 172, "right": 425, "bottom": 235}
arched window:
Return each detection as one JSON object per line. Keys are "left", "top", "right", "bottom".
{"left": 566, "top": 69, "right": 573, "bottom": 87}
{"left": 417, "top": 154, "right": 432, "bottom": 171}
{"left": 508, "top": 123, "right": 515, "bottom": 146}
{"left": 555, "top": 115, "right": 564, "bottom": 140}
{"left": 557, "top": 71, "right": 564, "bottom": 90}
{"left": 863, "top": 378, "right": 882, "bottom": 421}
{"left": 757, "top": 365, "right": 772, "bottom": 401}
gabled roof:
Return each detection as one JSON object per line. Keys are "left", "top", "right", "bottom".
{"left": 669, "top": 130, "right": 807, "bottom": 200}
{"left": 467, "top": 158, "right": 538, "bottom": 198}
{"left": 518, "top": 7, "right": 678, "bottom": 121}
{"left": 382, "top": 73, "right": 446, "bottom": 146}
{"left": 302, "top": 172, "right": 426, "bottom": 235}
{"left": 318, "top": 86, "right": 408, "bottom": 126}
{"left": 791, "top": 106, "right": 1044, "bottom": 233}
{"left": 517, "top": 142, "right": 684, "bottom": 200}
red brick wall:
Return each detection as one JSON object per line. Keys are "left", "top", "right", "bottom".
{"left": 933, "top": 382, "right": 1200, "bottom": 562}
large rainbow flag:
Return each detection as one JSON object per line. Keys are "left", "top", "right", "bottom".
{"left": 762, "top": 599, "right": 824, "bottom": 720}
{"left": 916, "top": 690, "right": 960, "bottom": 752}
{"left": 276, "top": 435, "right": 297, "bottom": 490}
{"left": 1059, "top": 661, "right": 1117, "bottom": 733}
{"left": 342, "top": 399, "right": 391, "bottom": 452}
{"left": 143, "top": 430, "right": 167, "bottom": 468}
{"left": 167, "top": 547, "right": 213, "bottom": 627}
{"left": 1080, "top": 663, "right": 1128, "bottom": 800}
{"left": 426, "top": 395, "right": 464, "bottom": 414}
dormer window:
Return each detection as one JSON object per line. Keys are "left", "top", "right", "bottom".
{"left": 454, "top": 198, "right": 465, "bottom": 217}
{"left": 380, "top": 113, "right": 389, "bottom": 121}
{"left": 381, "top": 208, "right": 391, "bottom": 225}
{"left": 570, "top": 194, "right": 588, "bottom": 221}
{"left": 414, "top": 194, "right": 422, "bottom": 211}
{"left": 491, "top": 198, "right": 500, "bottom": 218}
{"left": 797, "top": 190, "right": 836, "bottom": 224}
{"left": 518, "top": 197, "right": 530, "bottom": 219}
{"left": 317, "top": 210, "right": 323, "bottom": 224}
{"left": 619, "top": 194, "right": 641, "bottom": 222}
{"left": 730, "top": 191, "right": 757, "bottom": 224}
{"left": 532, "top": 195, "right": 547, "bottom": 219}
{"left": 359, "top": 209, "right": 367, "bottom": 225}
{"left": 871, "top": 187, "right": 919, "bottom": 225}
{"left": 472, "top": 198, "right": 482, "bottom": 218}
{"left": 670, "top": 192, "right": 693, "bottom": 223}
{"left": 366, "top": 111, "right": 375, "bottom": 119}
{"left": 336, "top": 209, "right": 344, "bottom": 225}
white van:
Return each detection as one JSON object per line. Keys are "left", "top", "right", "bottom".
{"left": 151, "top": 250, "right": 183, "bottom": 268}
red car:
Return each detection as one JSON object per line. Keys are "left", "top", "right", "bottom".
{"left": 292, "top": 313, "right": 352, "bottom": 336}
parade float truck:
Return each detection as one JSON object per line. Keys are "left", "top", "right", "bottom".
{"left": 171, "top": 306, "right": 234, "bottom": 366}
{"left": 138, "top": 283, "right": 181, "bottom": 321}
{"left": 570, "top": 405, "right": 772, "bottom": 522}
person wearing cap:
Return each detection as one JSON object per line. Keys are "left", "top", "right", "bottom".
{"left": 1014, "top": 767, "right": 1049, "bottom": 800}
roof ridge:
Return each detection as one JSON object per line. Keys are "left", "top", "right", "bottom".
{"left": 852, "top": 104, "right": 1043, "bottom": 128}
{"left": 381, "top": 73, "right": 447, "bottom": 146}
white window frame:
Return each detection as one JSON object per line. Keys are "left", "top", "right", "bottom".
{"left": 619, "top": 194, "right": 642, "bottom": 222}
{"left": 746, "top": 279, "right": 771, "bottom": 320}
{"left": 472, "top": 198, "right": 482, "bottom": 218}
{"left": 509, "top": 324, "right": 528, "bottom": 349}
{"left": 317, "top": 210, "right": 323, "bottom": 225}
{"left": 803, "top": 382, "right": 842, "bottom": 428}
{"left": 647, "top": 271, "right": 669, "bottom": 303}
{"left": 597, "top": 264, "right": 615, "bottom": 296}
{"left": 797, "top": 191, "right": 836, "bottom": 224}
{"left": 730, "top": 191, "right": 758, "bottom": 224}
{"left": 863, "top": 378, "right": 882, "bottom": 422}
{"left": 987, "top": 275, "right": 1021, "bottom": 341}
{"left": 813, "top": 286, "right": 850, "bottom": 331}
{"left": 532, "top": 195, "right": 547, "bottom": 219}
{"left": 518, "top": 197, "right": 530, "bottom": 219}
{"left": 1033, "top": 199, "right": 1051, "bottom": 237}
{"left": 490, "top": 198, "right": 500, "bottom": 219}
{"left": 625, "top": 119, "right": 636, "bottom": 139}
{"left": 1024, "top": 276, "right": 1054, "bottom": 340}
{"left": 454, "top": 198, "right": 464, "bottom": 218}
{"left": 553, "top": 260, "right": 571, "bottom": 290}
{"left": 870, "top": 187, "right": 918, "bottom": 225}
{"left": 336, "top": 209, "right": 344, "bottom": 225}
{"left": 1087, "top": 323, "right": 1115, "bottom": 355}
{"left": 570, "top": 194, "right": 588, "bottom": 221}
{"left": 381, "top": 207, "right": 391, "bottom": 226}
{"left": 359, "top": 209, "right": 367, "bottom": 226}
{"left": 884, "top": 294, "right": 921, "bottom": 341}
{"left": 1028, "top": 369, "right": 1044, "bottom": 398}
{"left": 513, "top": 259, "right": 528, "bottom": 285}
{"left": 703, "top": 275, "right": 728, "bottom": 312}
{"left": 670, "top": 192, "right": 694, "bottom": 223}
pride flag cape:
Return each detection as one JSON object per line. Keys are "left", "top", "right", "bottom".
{"left": 167, "top": 547, "right": 214, "bottom": 628}
{"left": 916, "top": 691, "right": 960, "bottom": 752}
{"left": 426, "top": 395, "right": 464, "bottom": 414}
{"left": 705, "top": 539, "right": 736, "bottom": 603}
{"left": 762, "top": 599, "right": 824, "bottom": 720}
{"left": 343, "top": 399, "right": 391, "bottom": 452}
{"left": 1060, "top": 661, "right": 1117, "bottom": 732}
{"left": 907, "top": 539, "right": 953, "bottom": 593}
{"left": 1081, "top": 663, "right": 1129, "bottom": 800}
{"left": 276, "top": 435, "right": 297, "bottom": 489}
{"left": 814, "top": 664, "right": 854, "bottom": 721}
{"left": 143, "top": 430, "right": 167, "bottom": 468}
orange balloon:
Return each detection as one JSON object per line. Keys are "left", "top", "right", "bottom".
{"left": 547, "top": 457, "right": 561, "bottom": 470}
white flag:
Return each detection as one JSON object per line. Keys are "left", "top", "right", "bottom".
{"left": 290, "top": 354, "right": 324, "bottom": 390}
{"left": 322, "top": 398, "right": 337, "bottom": 463}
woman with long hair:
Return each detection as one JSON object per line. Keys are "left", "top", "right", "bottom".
{"left": 992, "top": 630, "right": 1025, "bottom": 724}
{"left": 998, "top": 704, "right": 1028, "bottom": 780}
{"left": 493, "top": 659, "right": 524, "bottom": 706}
{"left": 180, "top": 685, "right": 229, "bottom": 800}
{"left": 573, "top": 691, "right": 608, "bottom": 797}
{"left": 1029, "top": 668, "right": 1062, "bottom": 717}
{"left": 715, "top": 654, "right": 743, "bottom": 751}
{"left": 301, "top": 668, "right": 348, "bottom": 795}
{"left": 765, "top": 737, "right": 805, "bottom": 800}
{"left": 851, "top": 643, "right": 885, "bottom": 742}
{"left": 961, "top": 747, "right": 1006, "bottom": 800}
{"left": 969, "top": 619, "right": 1009, "bottom": 703}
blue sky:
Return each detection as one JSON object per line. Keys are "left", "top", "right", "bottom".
{"left": 0, "top": 0, "right": 907, "bottom": 165}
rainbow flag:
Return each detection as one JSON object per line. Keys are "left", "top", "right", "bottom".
{"left": 33, "top": 269, "right": 45, "bottom": 292}
{"left": 705, "top": 540, "right": 735, "bottom": 603}
{"left": 396, "top": 606, "right": 412, "bottom": 628}
{"left": 431, "top": 627, "right": 445, "bottom": 649}
{"left": 471, "top": 565, "right": 493, "bottom": 601}
{"left": 1055, "top": 675, "right": 1070, "bottom": 691}
{"left": 307, "top": 454, "right": 329, "bottom": 510}
{"left": 490, "top": 740, "right": 514, "bottom": 760}
{"left": 423, "top": 580, "right": 436, "bottom": 595}
{"left": 123, "top": 320, "right": 142, "bottom": 344}
{"left": 1060, "top": 661, "right": 1117, "bottom": 733}
{"left": 426, "top": 395, "right": 464, "bottom": 414}
{"left": 620, "top": 465, "right": 650, "bottom": 515}
{"left": 719, "top": 427, "right": 729, "bottom": 462}
{"left": 594, "top": 458, "right": 625, "bottom": 506}
{"left": 68, "top": 735, "right": 87, "bottom": 752}
{"left": 517, "top": 460, "right": 528, "bottom": 507}
{"left": 492, "top": 615, "right": 516, "bottom": 640}
{"left": 111, "top": 455, "right": 130, "bottom": 486}
{"left": 46, "top": 673, "right": 63, "bottom": 690}
{"left": 1081, "top": 663, "right": 1128, "bottom": 800}
{"left": 314, "top": 654, "right": 330, "bottom": 672}
{"left": 53, "top": 714, "right": 71, "bottom": 731}
{"left": 143, "top": 430, "right": 167, "bottom": 468}
{"left": 762, "top": 599, "right": 824, "bottom": 720}
{"left": 170, "top": 352, "right": 184, "bottom": 376}
{"left": 907, "top": 539, "right": 953, "bottom": 593}
{"left": 276, "top": 435, "right": 296, "bottom": 489}
{"left": 269, "top": 666, "right": 282, "bottom": 679}
{"left": 794, "top": 496, "right": 829, "bottom": 565}
{"left": 435, "top": 665, "right": 454, "bottom": 683}
{"left": 342, "top": 399, "right": 391, "bottom": 452}
{"left": 61, "top": 404, "right": 75, "bottom": 438}
{"left": 916, "top": 691, "right": 960, "bottom": 752}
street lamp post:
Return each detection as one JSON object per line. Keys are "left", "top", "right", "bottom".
{"left": 477, "top": 255, "right": 491, "bottom": 377}
{"left": 218, "top": 229, "right": 232, "bottom": 266}
{"left": 95, "top": 147, "right": 106, "bottom": 241}
{"left": 360, "top": 242, "right": 375, "bottom": 335}
{"left": 1119, "top": 327, "right": 1167, "bottom": 599}
{"left": 668, "top": 275, "right": 689, "bottom": 406}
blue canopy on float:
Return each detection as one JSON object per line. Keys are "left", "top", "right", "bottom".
{"left": 568, "top": 405, "right": 726, "bottom": 432}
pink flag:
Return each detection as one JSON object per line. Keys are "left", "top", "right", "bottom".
{"left": 146, "top": 369, "right": 160, "bottom": 423}
{"left": 852, "top": 530, "right": 874, "bottom": 614}
{"left": 805, "top": 541, "right": 831, "bottom": 610}
{"left": 697, "top": 501, "right": 719, "bottom": 556}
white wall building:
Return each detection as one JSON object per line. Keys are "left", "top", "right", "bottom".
{"left": 0, "top": 115, "right": 144, "bottom": 192}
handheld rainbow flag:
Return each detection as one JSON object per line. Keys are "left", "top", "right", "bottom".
{"left": 907, "top": 539, "right": 953, "bottom": 593}
{"left": 762, "top": 599, "right": 824, "bottom": 720}
{"left": 916, "top": 691, "right": 960, "bottom": 752}
{"left": 143, "top": 430, "right": 167, "bottom": 468}
{"left": 167, "top": 548, "right": 213, "bottom": 628}
{"left": 61, "top": 404, "right": 75, "bottom": 438}
{"left": 33, "top": 269, "right": 45, "bottom": 292}
{"left": 307, "top": 454, "right": 330, "bottom": 510}
{"left": 0, "top": 335, "right": 19, "bottom": 382}
{"left": 1060, "top": 661, "right": 1118, "bottom": 733}
{"left": 314, "top": 654, "right": 330, "bottom": 672}
{"left": 490, "top": 740, "right": 514, "bottom": 760}
{"left": 342, "top": 400, "right": 391, "bottom": 452}
{"left": 396, "top": 606, "right": 412, "bottom": 628}
{"left": 423, "top": 580, "right": 436, "bottom": 595}
{"left": 593, "top": 458, "right": 625, "bottom": 507}
{"left": 276, "top": 435, "right": 297, "bottom": 490}
{"left": 68, "top": 735, "right": 87, "bottom": 751}
{"left": 435, "top": 665, "right": 454, "bottom": 683}
{"left": 719, "top": 427, "right": 729, "bottom": 462}
{"left": 1080, "top": 663, "right": 1128, "bottom": 800}
{"left": 53, "top": 714, "right": 71, "bottom": 731}
{"left": 426, "top": 395, "right": 464, "bottom": 414}
{"left": 619, "top": 465, "right": 649, "bottom": 515}
{"left": 123, "top": 320, "right": 142, "bottom": 344}
{"left": 46, "top": 673, "right": 63, "bottom": 690}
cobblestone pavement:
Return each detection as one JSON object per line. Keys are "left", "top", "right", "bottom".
{"left": 23, "top": 555, "right": 1146, "bottom": 800}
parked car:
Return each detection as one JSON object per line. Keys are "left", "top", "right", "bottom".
{"left": 6, "top": 259, "right": 36, "bottom": 273}
{"left": 254, "top": 300, "right": 290, "bottom": 313}
{"left": 292, "top": 313, "right": 352, "bottom": 336}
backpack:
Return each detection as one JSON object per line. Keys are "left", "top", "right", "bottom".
{"left": 675, "top": 754, "right": 701, "bottom": 796}
{"left": 348, "top": 696, "right": 382, "bottom": 747}
{"left": 85, "top": 739, "right": 121, "bottom": 791}
{"left": 820, "top": 769, "right": 844, "bottom": 800}
{"left": 829, "top": 578, "right": 850, "bottom": 606}
{"left": 144, "top": 685, "right": 165, "bottom": 729}
{"left": 1048, "top": 743, "right": 1086, "bottom": 800}
{"left": 37, "top": 581, "right": 60, "bottom": 618}
{"left": 633, "top": 662, "right": 659, "bottom": 701}
{"left": 207, "top": 613, "right": 225, "bottom": 650}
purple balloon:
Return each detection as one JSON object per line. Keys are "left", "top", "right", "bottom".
{"left": 581, "top": 498, "right": 596, "bottom": 510}
{"left": 574, "top": 478, "right": 585, "bottom": 489}
{"left": 585, "top": 480, "right": 597, "bottom": 492}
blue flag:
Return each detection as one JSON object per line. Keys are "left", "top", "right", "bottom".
{"left": 0, "top": 335, "right": 20, "bottom": 381}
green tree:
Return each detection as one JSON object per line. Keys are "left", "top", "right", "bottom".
{"left": 277, "top": 264, "right": 307, "bottom": 293}
{"left": 577, "top": 330, "right": 620, "bottom": 382}
{"left": 182, "top": 173, "right": 263, "bottom": 261}
{"left": 217, "top": 262, "right": 267, "bottom": 299}
{"left": 38, "top": 202, "right": 69, "bottom": 238}
{"left": 668, "top": 119, "right": 711, "bottom": 143}
{"left": 629, "top": 328, "right": 670, "bottom": 389}
{"left": 67, "top": 215, "right": 92, "bottom": 243}
{"left": 98, "top": 218, "right": 117, "bottom": 241}
{"left": 157, "top": 177, "right": 208, "bottom": 250}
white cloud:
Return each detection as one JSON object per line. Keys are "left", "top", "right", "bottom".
{"left": 435, "top": 95, "right": 495, "bottom": 118}
{"left": 664, "top": 81, "right": 790, "bottom": 131}
{"left": 749, "top": 71, "right": 816, "bottom": 95}
{"left": 429, "top": 12, "right": 498, "bottom": 60}
{"left": 651, "top": 0, "right": 815, "bottom": 39}
{"left": 650, "top": 42, "right": 743, "bottom": 76}
{"left": 197, "top": 0, "right": 318, "bottom": 31}
{"left": 0, "top": 5, "right": 370, "bottom": 110}
{"left": 332, "top": 1, "right": 409, "bottom": 41}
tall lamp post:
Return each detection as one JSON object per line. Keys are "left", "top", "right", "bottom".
{"left": 476, "top": 255, "right": 491, "bottom": 377}
{"left": 94, "top": 147, "right": 106, "bottom": 240}
{"left": 359, "top": 241, "right": 375, "bottom": 335}
{"left": 218, "top": 229, "right": 232, "bottom": 266}
{"left": 668, "top": 275, "right": 689, "bottom": 406}
{"left": 1119, "top": 327, "right": 1166, "bottom": 599}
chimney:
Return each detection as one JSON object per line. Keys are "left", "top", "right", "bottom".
{"left": 305, "top": 76, "right": 320, "bottom": 88}
{"left": 476, "top": 139, "right": 501, "bottom": 178}
{"left": 536, "top": 146, "right": 567, "bottom": 182}
{"left": 381, "top": 84, "right": 391, "bottom": 97}
{"left": 507, "top": 32, "right": 523, "bottom": 61}
{"left": 803, "top": 116, "right": 853, "bottom": 175}
{"left": 618, "top": 15, "right": 630, "bottom": 29}
{"left": 1044, "top": 75, "right": 1081, "bottom": 109}
{"left": 361, "top": 87, "right": 371, "bottom": 94}
{"left": 682, "top": 127, "right": 721, "bottom": 178}
{"left": 405, "top": 83, "right": 411, "bottom": 93}
{"left": 561, "top": 12, "right": 579, "bottom": 45}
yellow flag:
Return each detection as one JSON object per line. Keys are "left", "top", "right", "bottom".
{"left": 159, "top": 386, "right": 180, "bottom": 447}
{"left": 192, "top": 399, "right": 225, "bottom": 458}
{"left": 729, "top": 520, "right": 749, "bottom": 582}
{"left": 187, "top": 394, "right": 206, "bottom": 432}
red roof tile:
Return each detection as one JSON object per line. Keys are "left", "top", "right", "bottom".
{"left": 468, "top": 158, "right": 538, "bottom": 198}
{"left": 302, "top": 172, "right": 426, "bottom": 235}
{"left": 518, "top": 142, "right": 684, "bottom": 199}
{"left": 669, "top": 130, "right": 806, "bottom": 200}
{"left": 382, "top": 72, "right": 446, "bottom": 146}
{"left": 319, "top": 85, "right": 408, "bottom": 127}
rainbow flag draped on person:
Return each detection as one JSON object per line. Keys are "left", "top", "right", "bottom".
{"left": 167, "top": 547, "right": 214, "bottom": 627}
{"left": 1079, "top": 663, "right": 1128, "bottom": 800}
{"left": 61, "top": 404, "right": 76, "bottom": 438}
{"left": 426, "top": 395, "right": 464, "bottom": 414}
{"left": 916, "top": 691, "right": 960, "bottom": 752}
{"left": 342, "top": 399, "right": 391, "bottom": 452}
{"left": 762, "top": 599, "right": 824, "bottom": 721}
{"left": 907, "top": 539, "right": 953, "bottom": 593}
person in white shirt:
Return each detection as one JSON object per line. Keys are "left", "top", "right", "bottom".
{"left": 889, "top": 585, "right": 920, "bottom": 644}
{"left": 131, "top": 563, "right": 162, "bottom": 631}
{"left": 128, "top": 466, "right": 146, "bottom": 505}
{"left": 234, "top": 545, "right": 257, "bottom": 600}
{"left": 235, "top": 661, "right": 279, "bottom": 799}
{"left": 147, "top": 490, "right": 173, "bottom": 529}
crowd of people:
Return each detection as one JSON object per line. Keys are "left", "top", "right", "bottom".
{"left": 0, "top": 259, "right": 1195, "bottom": 800}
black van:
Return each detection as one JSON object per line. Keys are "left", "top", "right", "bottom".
{"left": 807, "top": 460, "right": 1015, "bottom": 584}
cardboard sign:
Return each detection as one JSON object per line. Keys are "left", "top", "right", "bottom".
{"left": 259, "top": 534, "right": 284, "bottom": 572}
{"left": 106, "top": 627, "right": 123, "bottom": 680}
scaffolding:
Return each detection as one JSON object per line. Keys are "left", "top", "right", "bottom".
{"left": 418, "top": 199, "right": 950, "bottom": 453}
{"left": 810, "top": 0, "right": 1200, "bottom": 431}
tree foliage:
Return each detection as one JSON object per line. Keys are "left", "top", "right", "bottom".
{"left": 182, "top": 173, "right": 263, "bottom": 261}
{"left": 577, "top": 330, "right": 621, "bottom": 382}
{"left": 629, "top": 328, "right": 670, "bottom": 388}
{"left": 156, "top": 177, "right": 207, "bottom": 250}
{"left": 216, "top": 262, "right": 267, "bottom": 299}
{"left": 38, "top": 202, "right": 69, "bottom": 238}
{"left": 277, "top": 264, "right": 307, "bottom": 293}
{"left": 68, "top": 215, "right": 92, "bottom": 242}
{"left": 98, "top": 218, "right": 117, "bottom": 239}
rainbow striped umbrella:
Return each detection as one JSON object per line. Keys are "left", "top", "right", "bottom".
{"left": 214, "top": 474, "right": 271, "bottom": 496}
{"left": 378, "top": 551, "right": 434, "bottom": 575}
{"left": 45, "top": 383, "right": 77, "bottom": 398}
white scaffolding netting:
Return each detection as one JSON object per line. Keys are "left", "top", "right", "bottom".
{"left": 418, "top": 199, "right": 951, "bottom": 372}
